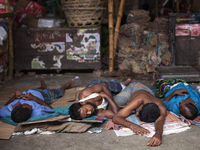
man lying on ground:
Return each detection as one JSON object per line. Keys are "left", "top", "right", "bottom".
{"left": 69, "top": 78, "right": 132, "bottom": 119}
{"left": 112, "top": 82, "right": 167, "bottom": 147}
{"left": 152, "top": 77, "right": 200, "bottom": 120}
{"left": 0, "top": 77, "right": 74, "bottom": 123}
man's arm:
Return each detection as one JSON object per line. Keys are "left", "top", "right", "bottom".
{"left": 147, "top": 104, "right": 167, "bottom": 146}
{"left": 112, "top": 99, "right": 150, "bottom": 135}
{"left": 164, "top": 89, "right": 189, "bottom": 101}
{"left": 23, "top": 93, "right": 52, "bottom": 109}
{"left": 4, "top": 95, "right": 16, "bottom": 106}
{"left": 100, "top": 83, "right": 113, "bottom": 97}
{"left": 97, "top": 109, "right": 115, "bottom": 119}
{"left": 4, "top": 90, "right": 23, "bottom": 106}
{"left": 99, "top": 92, "right": 119, "bottom": 114}
{"left": 79, "top": 83, "right": 113, "bottom": 100}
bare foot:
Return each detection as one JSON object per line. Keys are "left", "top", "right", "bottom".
{"left": 39, "top": 76, "right": 47, "bottom": 89}
{"left": 122, "top": 78, "right": 132, "bottom": 86}
{"left": 61, "top": 79, "right": 74, "bottom": 89}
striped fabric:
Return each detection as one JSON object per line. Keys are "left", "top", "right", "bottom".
{"left": 155, "top": 78, "right": 186, "bottom": 98}
{"left": 113, "top": 82, "right": 154, "bottom": 108}
{"left": 34, "top": 88, "right": 65, "bottom": 104}
{"left": 87, "top": 80, "right": 122, "bottom": 95}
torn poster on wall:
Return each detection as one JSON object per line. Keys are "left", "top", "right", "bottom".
{"left": 27, "top": 28, "right": 101, "bottom": 70}
{"left": 30, "top": 42, "right": 65, "bottom": 69}
{"left": 31, "top": 42, "right": 65, "bottom": 53}
{"left": 31, "top": 56, "right": 45, "bottom": 69}
{"left": 66, "top": 30, "right": 100, "bottom": 63}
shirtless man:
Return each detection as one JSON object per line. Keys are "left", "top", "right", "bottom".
{"left": 69, "top": 78, "right": 132, "bottom": 119}
{"left": 112, "top": 82, "right": 167, "bottom": 147}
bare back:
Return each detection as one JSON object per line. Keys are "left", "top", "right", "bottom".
{"left": 130, "top": 90, "right": 163, "bottom": 106}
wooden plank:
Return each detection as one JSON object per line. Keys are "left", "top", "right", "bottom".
{"left": 157, "top": 66, "right": 200, "bottom": 82}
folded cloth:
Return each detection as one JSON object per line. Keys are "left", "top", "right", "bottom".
{"left": 105, "top": 111, "right": 191, "bottom": 137}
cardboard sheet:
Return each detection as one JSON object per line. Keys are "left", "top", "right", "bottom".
{"left": 0, "top": 121, "right": 15, "bottom": 139}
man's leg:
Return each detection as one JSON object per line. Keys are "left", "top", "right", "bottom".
{"left": 113, "top": 83, "right": 134, "bottom": 108}
{"left": 60, "top": 79, "right": 74, "bottom": 90}
{"left": 38, "top": 76, "right": 47, "bottom": 89}
{"left": 121, "top": 78, "right": 132, "bottom": 86}
{"left": 151, "top": 71, "right": 161, "bottom": 87}
{"left": 40, "top": 79, "right": 74, "bottom": 104}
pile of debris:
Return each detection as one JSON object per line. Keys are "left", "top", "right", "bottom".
{"left": 116, "top": 9, "right": 171, "bottom": 75}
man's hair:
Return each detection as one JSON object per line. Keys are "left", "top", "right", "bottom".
{"left": 69, "top": 103, "right": 82, "bottom": 120}
{"left": 89, "top": 35, "right": 97, "bottom": 41}
{"left": 180, "top": 103, "right": 198, "bottom": 120}
{"left": 139, "top": 103, "right": 160, "bottom": 123}
{"left": 11, "top": 105, "right": 32, "bottom": 123}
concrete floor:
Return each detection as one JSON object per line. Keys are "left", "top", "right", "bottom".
{"left": 0, "top": 73, "right": 200, "bottom": 150}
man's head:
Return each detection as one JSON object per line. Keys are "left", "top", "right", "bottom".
{"left": 87, "top": 35, "right": 97, "bottom": 52}
{"left": 11, "top": 103, "right": 32, "bottom": 123}
{"left": 138, "top": 103, "right": 160, "bottom": 123}
{"left": 179, "top": 98, "right": 198, "bottom": 120}
{"left": 69, "top": 102, "right": 98, "bottom": 120}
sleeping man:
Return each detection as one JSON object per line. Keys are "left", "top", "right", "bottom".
{"left": 154, "top": 78, "right": 200, "bottom": 120}
{"left": 69, "top": 78, "right": 132, "bottom": 119}
{"left": 0, "top": 77, "right": 74, "bottom": 123}
{"left": 112, "top": 82, "right": 167, "bottom": 147}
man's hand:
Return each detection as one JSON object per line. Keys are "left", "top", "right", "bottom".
{"left": 99, "top": 91, "right": 106, "bottom": 98}
{"left": 147, "top": 133, "right": 162, "bottom": 146}
{"left": 22, "top": 93, "right": 36, "bottom": 101}
{"left": 15, "top": 90, "right": 23, "bottom": 99}
{"left": 22, "top": 93, "right": 52, "bottom": 108}
{"left": 173, "top": 89, "right": 189, "bottom": 96}
{"left": 164, "top": 88, "right": 189, "bottom": 101}
{"left": 130, "top": 124, "right": 150, "bottom": 136}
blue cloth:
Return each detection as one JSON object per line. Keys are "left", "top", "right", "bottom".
{"left": 0, "top": 89, "right": 55, "bottom": 118}
{"left": 163, "top": 83, "right": 200, "bottom": 114}
{"left": 23, "top": 89, "right": 44, "bottom": 100}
